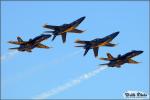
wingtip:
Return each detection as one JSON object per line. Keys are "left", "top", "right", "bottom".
{"left": 82, "top": 30, "right": 86, "bottom": 33}
{"left": 49, "top": 46, "right": 53, "bottom": 49}
{"left": 74, "top": 39, "right": 80, "bottom": 43}
{"left": 114, "top": 43, "right": 119, "bottom": 46}
{"left": 43, "top": 23, "right": 48, "bottom": 27}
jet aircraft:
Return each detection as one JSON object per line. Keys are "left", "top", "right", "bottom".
{"left": 99, "top": 50, "right": 143, "bottom": 68}
{"left": 75, "top": 31, "right": 119, "bottom": 57}
{"left": 8, "top": 34, "right": 51, "bottom": 52}
{"left": 43, "top": 16, "right": 85, "bottom": 43}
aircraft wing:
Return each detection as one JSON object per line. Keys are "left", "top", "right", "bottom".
{"left": 93, "top": 47, "right": 99, "bottom": 57}
{"left": 128, "top": 59, "right": 139, "bottom": 64}
{"left": 104, "top": 43, "right": 116, "bottom": 47}
{"left": 43, "top": 24, "right": 60, "bottom": 30}
{"left": 69, "top": 29, "right": 84, "bottom": 33}
{"left": 75, "top": 39, "right": 90, "bottom": 44}
{"left": 36, "top": 43, "right": 49, "bottom": 48}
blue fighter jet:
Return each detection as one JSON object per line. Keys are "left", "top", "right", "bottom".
{"left": 8, "top": 34, "right": 51, "bottom": 52}
{"left": 43, "top": 16, "right": 86, "bottom": 43}
{"left": 100, "top": 50, "right": 143, "bottom": 68}
{"left": 75, "top": 31, "right": 119, "bottom": 57}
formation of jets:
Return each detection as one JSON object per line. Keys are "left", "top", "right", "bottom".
{"left": 8, "top": 16, "right": 143, "bottom": 68}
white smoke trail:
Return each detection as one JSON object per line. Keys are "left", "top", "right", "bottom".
{"left": 1, "top": 50, "right": 18, "bottom": 61}
{"left": 2, "top": 50, "right": 82, "bottom": 87}
{"left": 52, "top": 49, "right": 82, "bottom": 64}
{"left": 33, "top": 66, "right": 107, "bottom": 99}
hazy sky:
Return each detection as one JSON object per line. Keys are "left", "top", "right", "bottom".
{"left": 1, "top": 1, "right": 149, "bottom": 99}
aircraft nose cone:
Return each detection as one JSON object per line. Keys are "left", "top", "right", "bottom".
{"left": 138, "top": 50, "right": 144, "bottom": 54}
{"left": 133, "top": 50, "right": 144, "bottom": 55}
{"left": 71, "top": 16, "right": 86, "bottom": 27}
{"left": 78, "top": 16, "right": 86, "bottom": 22}
{"left": 110, "top": 31, "right": 120, "bottom": 39}
{"left": 81, "top": 16, "right": 86, "bottom": 20}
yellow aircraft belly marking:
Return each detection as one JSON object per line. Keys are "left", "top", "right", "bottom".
{"left": 97, "top": 38, "right": 113, "bottom": 47}
{"left": 64, "top": 26, "right": 75, "bottom": 33}
{"left": 98, "top": 41, "right": 109, "bottom": 46}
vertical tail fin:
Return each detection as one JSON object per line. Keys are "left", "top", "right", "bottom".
{"left": 107, "top": 53, "right": 114, "bottom": 60}
{"left": 17, "top": 36, "right": 23, "bottom": 42}
{"left": 99, "top": 53, "right": 114, "bottom": 61}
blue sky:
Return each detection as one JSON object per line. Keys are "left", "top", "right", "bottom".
{"left": 1, "top": 1, "right": 149, "bottom": 99}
